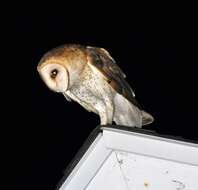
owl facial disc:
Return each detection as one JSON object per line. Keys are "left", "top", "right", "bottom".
{"left": 38, "top": 63, "right": 69, "bottom": 93}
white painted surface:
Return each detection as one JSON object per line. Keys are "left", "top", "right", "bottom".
{"left": 114, "top": 150, "right": 198, "bottom": 190}
{"left": 59, "top": 134, "right": 112, "bottom": 190}
{"left": 85, "top": 150, "right": 198, "bottom": 190}
{"left": 59, "top": 128, "right": 198, "bottom": 190}
{"left": 103, "top": 128, "right": 198, "bottom": 166}
{"left": 86, "top": 152, "right": 127, "bottom": 190}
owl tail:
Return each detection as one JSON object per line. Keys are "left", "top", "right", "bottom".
{"left": 113, "top": 93, "right": 154, "bottom": 128}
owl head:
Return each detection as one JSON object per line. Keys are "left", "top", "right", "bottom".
{"left": 37, "top": 45, "right": 87, "bottom": 93}
{"left": 37, "top": 59, "right": 69, "bottom": 93}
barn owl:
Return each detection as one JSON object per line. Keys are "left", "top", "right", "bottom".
{"left": 37, "top": 44, "right": 154, "bottom": 127}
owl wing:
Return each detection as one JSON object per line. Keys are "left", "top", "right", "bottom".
{"left": 86, "top": 47, "right": 142, "bottom": 109}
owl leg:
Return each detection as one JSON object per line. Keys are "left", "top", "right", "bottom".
{"left": 104, "top": 98, "right": 114, "bottom": 125}
{"left": 94, "top": 101, "right": 109, "bottom": 125}
{"left": 95, "top": 99, "right": 114, "bottom": 125}
{"left": 99, "top": 112, "right": 108, "bottom": 125}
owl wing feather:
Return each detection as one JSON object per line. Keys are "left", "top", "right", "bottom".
{"left": 86, "top": 47, "right": 142, "bottom": 109}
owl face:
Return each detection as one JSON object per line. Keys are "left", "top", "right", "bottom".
{"left": 37, "top": 63, "right": 69, "bottom": 93}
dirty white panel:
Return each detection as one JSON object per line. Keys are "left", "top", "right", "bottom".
{"left": 114, "top": 150, "right": 198, "bottom": 190}
{"left": 85, "top": 150, "right": 198, "bottom": 190}
{"left": 59, "top": 134, "right": 112, "bottom": 190}
{"left": 103, "top": 128, "right": 198, "bottom": 166}
{"left": 86, "top": 152, "right": 127, "bottom": 190}
{"left": 59, "top": 127, "right": 198, "bottom": 190}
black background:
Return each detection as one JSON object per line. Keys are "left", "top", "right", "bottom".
{"left": 13, "top": 7, "right": 197, "bottom": 190}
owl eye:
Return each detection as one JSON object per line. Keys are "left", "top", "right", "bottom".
{"left": 50, "top": 69, "right": 58, "bottom": 79}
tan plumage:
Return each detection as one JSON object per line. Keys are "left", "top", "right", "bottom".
{"left": 37, "top": 44, "right": 154, "bottom": 127}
